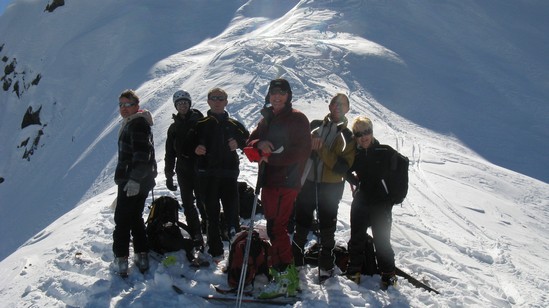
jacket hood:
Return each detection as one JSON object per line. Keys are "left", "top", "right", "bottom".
{"left": 119, "top": 109, "right": 153, "bottom": 137}
{"left": 124, "top": 109, "right": 154, "bottom": 126}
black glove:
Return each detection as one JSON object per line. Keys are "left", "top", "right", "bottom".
{"left": 166, "top": 177, "right": 178, "bottom": 191}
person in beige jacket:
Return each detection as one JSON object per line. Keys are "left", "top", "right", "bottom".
{"left": 292, "top": 93, "right": 355, "bottom": 282}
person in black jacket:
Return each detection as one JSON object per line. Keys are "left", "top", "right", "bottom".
{"left": 164, "top": 90, "right": 205, "bottom": 249}
{"left": 188, "top": 87, "right": 250, "bottom": 262}
{"left": 113, "top": 89, "right": 157, "bottom": 277}
{"left": 345, "top": 116, "right": 398, "bottom": 290}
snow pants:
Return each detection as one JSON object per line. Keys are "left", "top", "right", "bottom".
{"left": 347, "top": 198, "right": 395, "bottom": 274}
{"left": 292, "top": 180, "right": 345, "bottom": 269}
{"left": 176, "top": 170, "right": 205, "bottom": 238}
{"left": 198, "top": 175, "right": 239, "bottom": 257}
{"left": 113, "top": 185, "right": 149, "bottom": 258}
{"left": 261, "top": 186, "right": 299, "bottom": 269}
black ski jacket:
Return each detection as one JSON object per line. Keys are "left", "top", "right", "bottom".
{"left": 187, "top": 110, "right": 249, "bottom": 178}
{"left": 164, "top": 109, "right": 204, "bottom": 177}
{"left": 346, "top": 138, "right": 398, "bottom": 205}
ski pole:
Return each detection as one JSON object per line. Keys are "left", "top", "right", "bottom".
{"left": 236, "top": 161, "right": 265, "bottom": 307}
{"left": 312, "top": 154, "right": 323, "bottom": 284}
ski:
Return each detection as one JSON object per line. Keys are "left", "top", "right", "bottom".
{"left": 395, "top": 267, "right": 440, "bottom": 294}
{"left": 213, "top": 284, "right": 253, "bottom": 297}
{"left": 172, "top": 284, "right": 299, "bottom": 305}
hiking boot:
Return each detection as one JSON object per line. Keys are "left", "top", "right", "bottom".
{"left": 319, "top": 267, "right": 334, "bottom": 284}
{"left": 192, "top": 233, "right": 205, "bottom": 252}
{"left": 381, "top": 272, "right": 397, "bottom": 290}
{"left": 115, "top": 256, "right": 129, "bottom": 277}
{"left": 258, "top": 264, "right": 299, "bottom": 299}
{"left": 344, "top": 271, "right": 361, "bottom": 284}
{"left": 134, "top": 252, "right": 149, "bottom": 273}
{"left": 190, "top": 249, "right": 210, "bottom": 268}
{"left": 212, "top": 253, "right": 224, "bottom": 264}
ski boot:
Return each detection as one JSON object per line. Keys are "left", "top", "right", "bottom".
{"left": 381, "top": 271, "right": 398, "bottom": 290}
{"left": 115, "top": 256, "right": 129, "bottom": 277}
{"left": 258, "top": 264, "right": 299, "bottom": 299}
{"left": 319, "top": 267, "right": 334, "bottom": 284}
{"left": 134, "top": 252, "right": 149, "bottom": 273}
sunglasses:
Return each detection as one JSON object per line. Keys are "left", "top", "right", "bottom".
{"left": 175, "top": 99, "right": 191, "bottom": 106}
{"left": 119, "top": 102, "right": 137, "bottom": 108}
{"left": 354, "top": 129, "right": 372, "bottom": 138}
{"left": 269, "top": 89, "right": 288, "bottom": 96}
{"left": 208, "top": 95, "right": 227, "bottom": 101}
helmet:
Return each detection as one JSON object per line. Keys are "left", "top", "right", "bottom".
{"left": 172, "top": 90, "right": 192, "bottom": 106}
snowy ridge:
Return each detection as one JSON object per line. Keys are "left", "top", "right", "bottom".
{"left": 0, "top": 0, "right": 548, "bottom": 306}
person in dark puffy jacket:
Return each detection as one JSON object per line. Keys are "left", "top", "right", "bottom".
{"left": 187, "top": 87, "right": 249, "bottom": 262}
{"left": 164, "top": 90, "right": 205, "bottom": 248}
{"left": 113, "top": 89, "right": 157, "bottom": 277}
{"left": 344, "top": 116, "right": 398, "bottom": 290}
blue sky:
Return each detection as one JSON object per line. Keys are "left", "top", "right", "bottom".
{"left": 0, "top": 0, "right": 11, "bottom": 16}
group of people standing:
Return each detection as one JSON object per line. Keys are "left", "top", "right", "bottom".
{"left": 112, "top": 78, "right": 401, "bottom": 298}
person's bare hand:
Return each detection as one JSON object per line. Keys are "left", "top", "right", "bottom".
{"left": 228, "top": 138, "right": 238, "bottom": 151}
{"left": 257, "top": 140, "right": 274, "bottom": 155}
{"left": 195, "top": 145, "right": 206, "bottom": 155}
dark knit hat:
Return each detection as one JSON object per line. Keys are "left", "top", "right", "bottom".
{"left": 268, "top": 78, "right": 292, "bottom": 93}
{"left": 265, "top": 78, "right": 293, "bottom": 106}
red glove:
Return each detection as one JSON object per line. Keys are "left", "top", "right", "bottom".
{"left": 244, "top": 145, "right": 280, "bottom": 162}
{"left": 243, "top": 147, "right": 262, "bottom": 162}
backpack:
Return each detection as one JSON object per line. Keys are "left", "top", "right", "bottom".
{"left": 303, "top": 243, "right": 349, "bottom": 272}
{"left": 145, "top": 196, "right": 193, "bottom": 256}
{"left": 227, "top": 228, "right": 271, "bottom": 288}
{"left": 383, "top": 146, "right": 409, "bottom": 205}
{"left": 303, "top": 235, "right": 379, "bottom": 276}
{"left": 238, "top": 181, "right": 263, "bottom": 219}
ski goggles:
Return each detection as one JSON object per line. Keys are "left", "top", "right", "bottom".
{"left": 354, "top": 128, "right": 373, "bottom": 138}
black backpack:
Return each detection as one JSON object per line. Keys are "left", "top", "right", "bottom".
{"left": 383, "top": 146, "right": 409, "bottom": 205}
{"left": 227, "top": 228, "right": 271, "bottom": 288}
{"left": 145, "top": 196, "right": 193, "bottom": 256}
{"left": 303, "top": 243, "right": 350, "bottom": 272}
{"left": 303, "top": 235, "right": 379, "bottom": 276}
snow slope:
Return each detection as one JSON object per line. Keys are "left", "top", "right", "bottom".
{"left": 0, "top": 0, "right": 548, "bottom": 306}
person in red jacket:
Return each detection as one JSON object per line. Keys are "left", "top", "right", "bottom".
{"left": 247, "top": 78, "right": 311, "bottom": 299}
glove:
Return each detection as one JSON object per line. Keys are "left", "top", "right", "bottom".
{"left": 124, "top": 180, "right": 140, "bottom": 197}
{"left": 166, "top": 177, "right": 178, "bottom": 191}
{"left": 243, "top": 147, "right": 261, "bottom": 162}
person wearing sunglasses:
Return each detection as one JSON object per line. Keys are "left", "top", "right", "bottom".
{"left": 113, "top": 89, "right": 158, "bottom": 277}
{"left": 344, "top": 116, "right": 398, "bottom": 290}
{"left": 292, "top": 93, "right": 356, "bottom": 283}
{"left": 164, "top": 90, "right": 206, "bottom": 251}
{"left": 247, "top": 78, "right": 312, "bottom": 299}
{"left": 187, "top": 87, "right": 250, "bottom": 263}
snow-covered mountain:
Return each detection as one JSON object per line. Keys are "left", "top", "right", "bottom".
{"left": 0, "top": 0, "right": 548, "bottom": 306}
